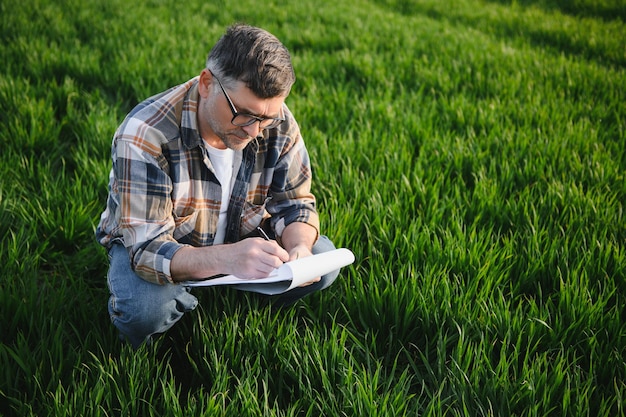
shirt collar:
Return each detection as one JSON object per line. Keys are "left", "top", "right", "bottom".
{"left": 181, "top": 77, "right": 203, "bottom": 150}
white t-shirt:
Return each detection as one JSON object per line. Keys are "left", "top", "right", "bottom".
{"left": 205, "top": 142, "right": 241, "bottom": 244}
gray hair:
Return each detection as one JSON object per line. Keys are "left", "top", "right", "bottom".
{"left": 206, "top": 24, "right": 296, "bottom": 98}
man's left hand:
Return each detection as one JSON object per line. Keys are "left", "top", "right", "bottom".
{"left": 289, "top": 245, "right": 320, "bottom": 287}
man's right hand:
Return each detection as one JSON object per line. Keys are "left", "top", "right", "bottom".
{"left": 170, "top": 238, "right": 289, "bottom": 282}
{"left": 222, "top": 238, "right": 289, "bottom": 279}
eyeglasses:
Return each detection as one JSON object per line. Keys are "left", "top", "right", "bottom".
{"left": 209, "top": 70, "right": 285, "bottom": 130}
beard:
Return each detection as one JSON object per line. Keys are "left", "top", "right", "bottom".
{"left": 201, "top": 98, "right": 255, "bottom": 151}
{"left": 218, "top": 130, "right": 255, "bottom": 151}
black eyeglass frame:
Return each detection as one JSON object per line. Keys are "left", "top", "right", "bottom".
{"left": 209, "top": 70, "right": 285, "bottom": 130}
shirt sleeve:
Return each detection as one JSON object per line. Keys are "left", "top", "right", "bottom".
{"left": 113, "top": 121, "right": 186, "bottom": 285}
{"left": 266, "top": 123, "right": 320, "bottom": 240}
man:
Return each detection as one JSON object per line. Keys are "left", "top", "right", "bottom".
{"left": 96, "top": 24, "right": 340, "bottom": 348}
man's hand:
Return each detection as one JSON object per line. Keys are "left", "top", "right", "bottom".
{"left": 281, "top": 222, "right": 320, "bottom": 287}
{"left": 288, "top": 244, "right": 312, "bottom": 262}
{"left": 288, "top": 244, "right": 320, "bottom": 287}
{"left": 170, "top": 238, "right": 289, "bottom": 282}
{"left": 170, "top": 221, "right": 319, "bottom": 284}
{"left": 226, "top": 238, "right": 290, "bottom": 279}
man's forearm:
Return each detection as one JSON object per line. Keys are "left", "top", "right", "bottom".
{"left": 280, "top": 222, "right": 318, "bottom": 256}
{"left": 170, "top": 239, "right": 290, "bottom": 283}
{"left": 170, "top": 245, "right": 226, "bottom": 282}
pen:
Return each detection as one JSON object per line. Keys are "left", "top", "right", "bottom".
{"left": 258, "top": 226, "right": 298, "bottom": 260}
{"left": 257, "top": 226, "right": 271, "bottom": 241}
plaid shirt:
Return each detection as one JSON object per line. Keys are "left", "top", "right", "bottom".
{"left": 96, "top": 77, "right": 319, "bottom": 285}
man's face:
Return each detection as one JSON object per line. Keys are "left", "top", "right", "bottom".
{"left": 198, "top": 69, "right": 286, "bottom": 151}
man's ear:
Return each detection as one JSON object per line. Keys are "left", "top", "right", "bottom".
{"left": 198, "top": 69, "right": 213, "bottom": 98}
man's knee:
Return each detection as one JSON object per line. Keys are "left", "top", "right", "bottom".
{"left": 313, "top": 235, "right": 336, "bottom": 255}
{"left": 106, "top": 243, "right": 198, "bottom": 347}
{"left": 314, "top": 235, "right": 340, "bottom": 289}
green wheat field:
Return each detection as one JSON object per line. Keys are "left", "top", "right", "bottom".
{"left": 1, "top": 0, "right": 625, "bottom": 415}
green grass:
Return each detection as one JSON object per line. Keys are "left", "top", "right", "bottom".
{"left": 1, "top": 0, "right": 625, "bottom": 415}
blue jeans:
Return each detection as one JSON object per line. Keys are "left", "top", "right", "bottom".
{"left": 107, "top": 236, "right": 340, "bottom": 348}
